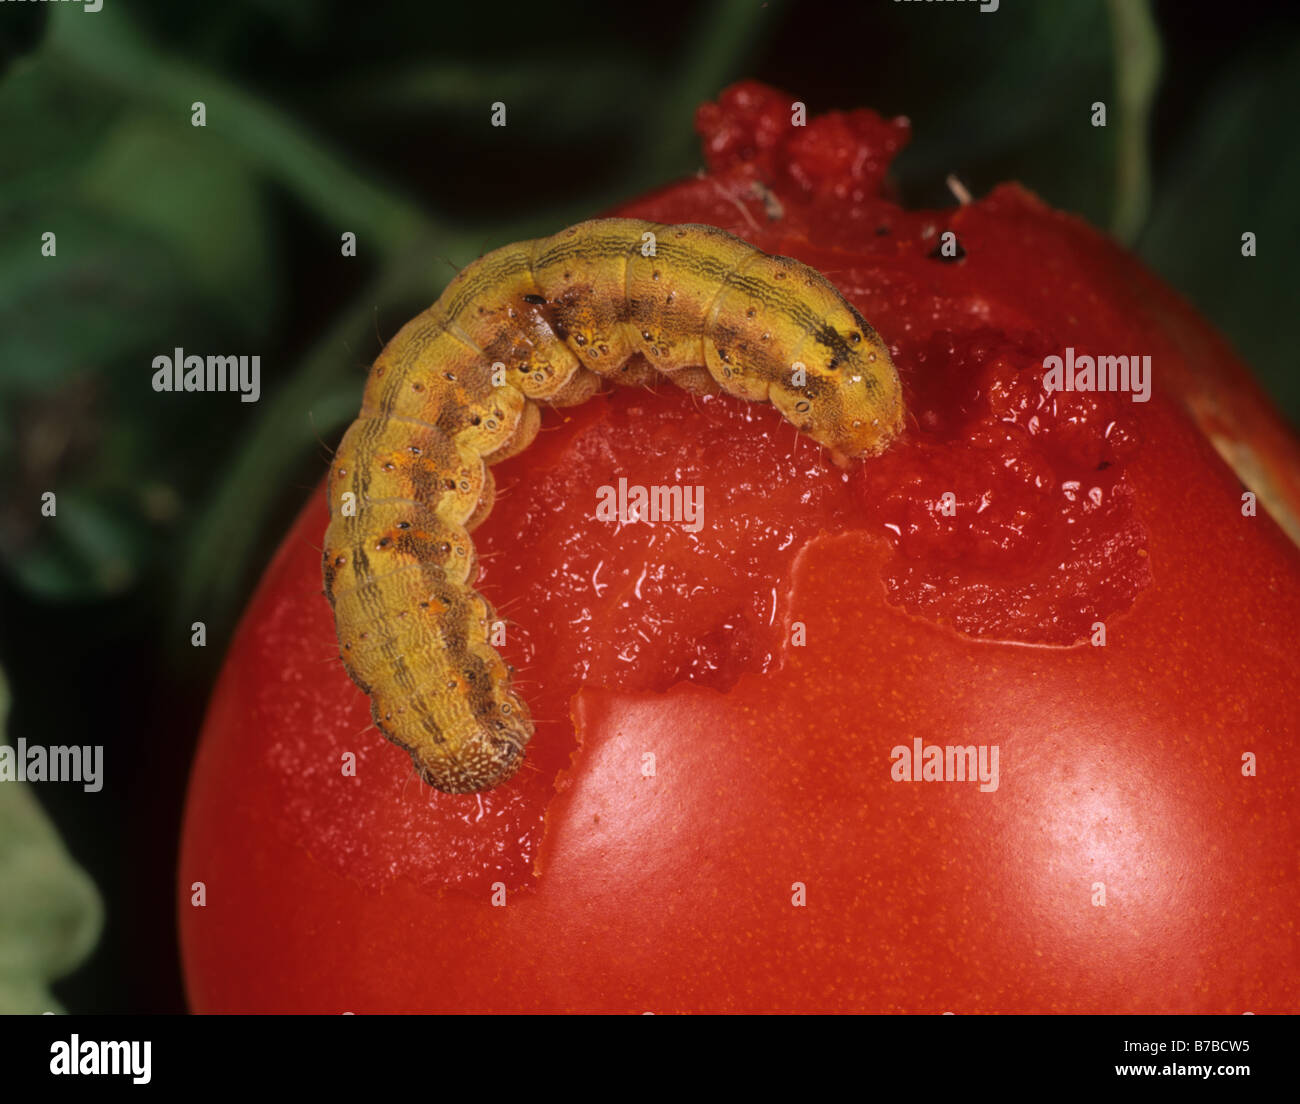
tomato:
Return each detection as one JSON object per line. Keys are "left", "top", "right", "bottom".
{"left": 179, "top": 82, "right": 1300, "bottom": 1013}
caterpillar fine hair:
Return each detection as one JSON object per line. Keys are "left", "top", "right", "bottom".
{"left": 322, "top": 218, "right": 904, "bottom": 793}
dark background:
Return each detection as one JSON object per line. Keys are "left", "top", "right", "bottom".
{"left": 1, "top": 0, "right": 1296, "bottom": 1013}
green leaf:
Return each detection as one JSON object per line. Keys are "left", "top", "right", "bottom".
{"left": 1107, "top": 0, "right": 1161, "bottom": 242}
{"left": 8, "top": 489, "right": 146, "bottom": 598}
{"left": 1137, "top": 39, "right": 1300, "bottom": 428}
{"left": 0, "top": 39, "right": 276, "bottom": 600}
{"left": 879, "top": 0, "right": 1157, "bottom": 233}
{"left": 0, "top": 667, "right": 103, "bottom": 1014}
{"left": 335, "top": 57, "right": 657, "bottom": 131}
{"left": 80, "top": 113, "right": 277, "bottom": 335}
{"left": 45, "top": 3, "right": 427, "bottom": 260}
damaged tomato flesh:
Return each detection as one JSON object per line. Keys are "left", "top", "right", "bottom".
{"left": 180, "top": 81, "right": 1300, "bottom": 1013}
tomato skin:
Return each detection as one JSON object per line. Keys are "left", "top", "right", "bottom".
{"left": 179, "top": 83, "right": 1300, "bottom": 1013}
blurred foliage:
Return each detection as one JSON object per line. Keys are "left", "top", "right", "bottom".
{"left": 0, "top": 667, "right": 104, "bottom": 1013}
{"left": 855, "top": 0, "right": 1144, "bottom": 225}
{"left": 1137, "top": 36, "right": 1300, "bottom": 423}
{"left": 0, "top": 0, "right": 1296, "bottom": 1011}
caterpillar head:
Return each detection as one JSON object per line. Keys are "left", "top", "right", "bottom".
{"left": 770, "top": 322, "right": 905, "bottom": 464}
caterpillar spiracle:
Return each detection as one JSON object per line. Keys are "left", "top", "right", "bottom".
{"left": 323, "top": 218, "right": 904, "bottom": 793}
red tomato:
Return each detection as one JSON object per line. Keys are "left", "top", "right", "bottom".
{"left": 180, "top": 82, "right": 1300, "bottom": 1013}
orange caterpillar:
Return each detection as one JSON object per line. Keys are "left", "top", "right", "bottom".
{"left": 323, "top": 218, "right": 904, "bottom": 793}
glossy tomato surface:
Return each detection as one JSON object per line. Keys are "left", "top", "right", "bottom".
{"left": 180, "top": 83, "right": 1300, "bottom": 1013}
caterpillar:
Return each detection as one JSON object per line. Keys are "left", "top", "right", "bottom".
{"left": 322, "top": 218, "right": 904, "bottom": 793}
